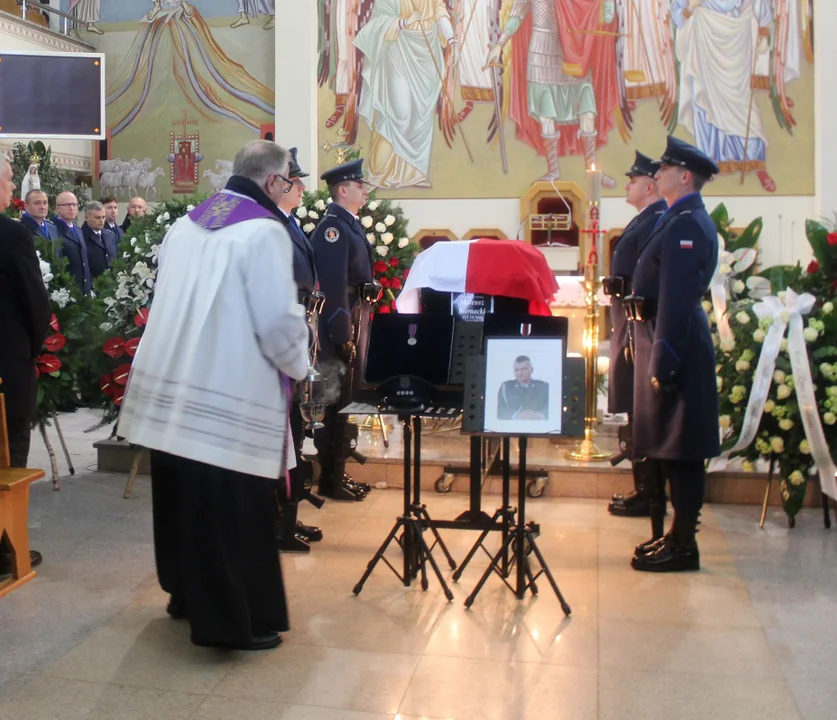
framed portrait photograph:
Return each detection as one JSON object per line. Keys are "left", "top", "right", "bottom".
{"left": 483, "top": 337, "right": 564, "bottom": 436}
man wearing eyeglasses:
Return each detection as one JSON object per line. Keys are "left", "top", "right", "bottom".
{"left": 53, "top": 191, "right": 91, "bottom": 295}
{"left": 310, "top": 159, "right": 375, "bottom": 502}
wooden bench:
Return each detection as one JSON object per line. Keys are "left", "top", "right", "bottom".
{"left": 0, "top": 391, "right": 45, "bottom": 599}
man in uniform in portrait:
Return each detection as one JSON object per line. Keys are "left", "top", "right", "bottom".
{"left": 311, "top": 159, "right": 376, "bottom": 502}
{"left": 605, "top": 151, "right": 667, "bottom": 523}
{"left": 627, "top": 136, "right": 720, "bottom": 573}
{"left": 497, "top": 355, "right": 549, "bottom": 421}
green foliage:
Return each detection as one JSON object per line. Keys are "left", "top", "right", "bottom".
{"left": 31, "top": 236, "right": 90, "bottom": 426}
{"left": 3, "top": 141, "right": 88, "bottom": 213}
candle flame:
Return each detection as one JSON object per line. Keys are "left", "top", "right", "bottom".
{"left": 590, "top": 163, "right": 596, "bottom": 172}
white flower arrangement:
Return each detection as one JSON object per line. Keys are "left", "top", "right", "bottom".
{"left": 50, "top": 288, "right": 71, "bottom": 308}
{"left": 303, "top": 222, "right": 316, "bottom": 234}
{"left": 375, "top": 245, "right": 389, "bottom": 256}
{"left": 361, "top": 216, "right": 374, "bottom": 229}
{"left": 375, "top": 221, "right": 386, "bottom": 233}
{"left": 366, "top": 233, "right": 376, "bottom": 244}
{"left": 384, "top": 214, "right": 395, "bottom": 226}
{"left": 398, "top": 237, "right": 410, "bottom": 249}
{"left": 381, "top": 232, "right": 394, "bottom": 245}
{"left": 314, "top": 199, "right": 326, "bottom": 211}
{"left": 296, "top": 207, "right": 308, "bottom": 218}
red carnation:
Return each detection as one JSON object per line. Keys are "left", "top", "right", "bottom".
{"left": 402, "top": 268, "right": 410, "bottom": 280}
{"left": 49, "top": 314, "right": 60, "bottom": 332}
{"left": 373, "top": 260, "right": 388, "bottom": 274}
{"left": 125, "top": 337, "right": 141, "bottom": 357}
{"left": 379, "top": 277, "right": 391, "bottom": 288}
{"left": 103, "top": 337, "right": 126, "bottom": 358}
{"left": 112, "top": 363, "right": 132, "bottom": 386}
{"left": 828, "top": 232, "right": 837, "bottom": 246}
{"left": 389, "top": 258, "right": 399, "bottom": 267}
{"left": 37, "top": 354, "right": 62, "bottom": 374}
{"left": 377, "top": 305, "right": 391, "bottom": 314}
{"left": 391, "top": 277, "right": 403, "bottom": 290}
{"left": 134, "top": 308, "right": 150, "bottom": 327}
{"left": 11, "top": 197, "right": 25, "bottom": 211}
{"left": 807, "top": 260, "right": 820, "bottom": 274}
{"left": 99, "top": 374, "right": 114, "bottom": 397}
{"left": 44, "top": 333, "right": 67, "bottom": 353}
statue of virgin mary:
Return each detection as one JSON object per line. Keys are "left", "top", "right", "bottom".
{"left": 19, "top": 163, "right": 41, "bottom": 201}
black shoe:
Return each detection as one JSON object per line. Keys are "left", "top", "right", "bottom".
{"left": 608, "top": 494, "right": 651, "bottom": 517}
{"left": 319, "top": 477, "right": 366, "bottom": 502}
{"left": 344, "top": 473, "right": 371, "bottom": 494}
{"left": 166, "top": 596, "right": 187, "bottom": 619}
{"left": 0, "top": 549, "right": 42, "bottom": 574}
{"left": 631, "top": 542, "right": 700, "bottom": 573}
{"left": 192, "top": 631, "right": 283, "bottom": 651}
{"left": 296, "top": 521, "right": 323, "bottom": 542}
{"left": 634, "top": 533, "right": 671, "bottom": 557}
{"left": 277, "top": 533, "right": 311, "bottom": 553}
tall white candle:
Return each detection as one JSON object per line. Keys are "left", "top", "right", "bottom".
{"left": 586, "top": 163, "right": 602, "bottom": 208}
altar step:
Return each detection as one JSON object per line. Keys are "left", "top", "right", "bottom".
{"left": 94, "top": 433, "right": 824, "bottom": 508}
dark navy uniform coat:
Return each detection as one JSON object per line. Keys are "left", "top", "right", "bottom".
{"left": 497, "top": 379, "right": 550, "bottom": 420}
{"left": 608, "top": 199, "right": 667, "bottom": 414}
{"left": 632, "top": 193, "right": 720, "bottom": 462}
{"left": 277, "top": 209, "right": 317, "bottom": 295}
{"left": 311, "top": 203, "right": 372, "bottom": 358}
{"left": 52, "top": 216, "right": 92, "bottom": 295}
{"left": 20, "top": 213, "right": 61, "bottom": 243}
{"left": 82, "top": 223, "right": 118, "bottom": 280}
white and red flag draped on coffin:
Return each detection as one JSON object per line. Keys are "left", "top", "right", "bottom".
{"left": 396, "top": 239, "right": 559, "bottom": 315}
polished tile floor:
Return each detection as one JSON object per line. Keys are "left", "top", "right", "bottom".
{"left": 1, "top": 410, "right": 835, "bottom": 719}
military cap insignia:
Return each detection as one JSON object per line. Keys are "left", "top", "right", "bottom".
{"left": 324, "top": 227, "right": 340, "bottom": 243}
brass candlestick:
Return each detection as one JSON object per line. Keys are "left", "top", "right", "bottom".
{"left": 565, "top": 205, "right": 609, "bottom": 462}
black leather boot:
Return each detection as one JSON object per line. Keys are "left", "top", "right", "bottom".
{"left": 296, "top": 520, "right": 323, "bottom": 542}
{"left": 632, "top": 512, "right": 699, "bottom": 572}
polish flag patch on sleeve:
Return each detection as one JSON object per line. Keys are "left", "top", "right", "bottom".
{"left": 680, "top": 239, "right": 694, "bottom": 249}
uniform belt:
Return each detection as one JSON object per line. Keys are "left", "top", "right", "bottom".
{"left": 623, "top": 295, "right": 657, "bottom": 322}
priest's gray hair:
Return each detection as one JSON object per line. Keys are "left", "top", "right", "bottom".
{"left": 233, "top": 140, "right": 289, "bottom": 186}
{"left": 85, "top": 201, "right": 105, "bottom": 215}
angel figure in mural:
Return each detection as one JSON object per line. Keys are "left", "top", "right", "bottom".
{"left": 672, "top": 0, "right": 778, "bottom": 192}
{"left": 317, "top": 0, "right": 358, "bottom": 130}
{"left": 70, "top": 0, "right": 103, "bottom": 36}
{"left": 106, "top": 0, "right": 275, "bottom": 138}
{"left": 352, "top": 0, "right": 461, "bottom": 189}
{"left": 486, "top": 0, "right": 623, "bottom": 185}
{"left": 231, "top": 0, "right": 275, "bottom": 30}
{"left": 617, "top": 0, "right": 677, "bottom": 128}
{"left": 453, "top": 0, "right": 500, "bottom": 127}
{"left": 752, "top": 0, "right": 814, "bottom": 134}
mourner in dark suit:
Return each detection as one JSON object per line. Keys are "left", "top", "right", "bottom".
{"left": 20, "top": 189, "right": 60, "bottom": 243}
{"left": 121, "top": 196, "right": 148, "bottom": 233}
{"left": 497, "top": 356, "right": 549, "bottom": 420}
{"left": 274, "top": 147, "right": 324, "bottom": 551}
{"left": 81, "top": 201, "right": 119, "bottom": 279}
{"left": 604, "top": 153, "right": 668, "bottom": 521}
{"left": 626, "top": 136, "right": 721, "bottom": 573}
{"left": 0, "top": 157, "right": 51, "bottom": 468}
{"left": 101, "top": 195, "right": 125, "bottom": 241}
{"left": 0, "top": 157, "right": 51, "bottom": 575}
{"left": 311, "top": 159, "right": 375, "bottom": 502}
{"left": 53, "top": 191, "right": 92, "bottom": 295}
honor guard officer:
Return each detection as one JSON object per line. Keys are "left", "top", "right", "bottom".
{"left": 626, "top": 136, "right": 721, "bottom": 573}
{"left": 311, "top": 159, "right": 377, "bottom": 502}
{"left": 275, "top": 147, "right": 324, "bottom": 551}
{"left": 604, "top": 152, "right": 667, "bottom": 520}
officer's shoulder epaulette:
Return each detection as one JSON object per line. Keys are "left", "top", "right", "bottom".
{"left": 44, "top": 218, "right": 55, "bottom": 225}
{"left": 677, "top": 210, "right": 692, "bottom": 215}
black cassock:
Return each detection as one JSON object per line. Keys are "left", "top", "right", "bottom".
{"left": 150, "top": 451, "right": 289, "bottom": 646}
{"left": 631, "top": 193, "right": 720, "bottom": 463}
{"left": 0, "top": 216, "right": 51, "bottom": 466}
{"left": 607, "top": 199, "right": 667, "bottom": 414}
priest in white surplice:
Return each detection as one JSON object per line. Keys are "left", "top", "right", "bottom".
{"left": 353, "top": 0, "right": 458, "bottom": 189}
{"left": 70, "top": 0, "right": 103, "bottom": 35}
{"left": 672, "top": 0, "right": 775, "bottom": 191}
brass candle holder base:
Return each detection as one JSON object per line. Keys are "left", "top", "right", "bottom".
{"left": 565, "top": 428, "right": 611, "bottom": 462}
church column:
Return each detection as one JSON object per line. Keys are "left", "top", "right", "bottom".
{"left": 815, "top": 0, "right": 837, "bottom": 215}
{"left": 274, "top": 0, "right": 319, "bottom": 180}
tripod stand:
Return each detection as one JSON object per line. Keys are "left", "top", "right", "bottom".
{"left": 464, "top": 437, "right": 571, "bottom": 614}
{"left": 353, "top": 414, "right": 456, "bottom": 600}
